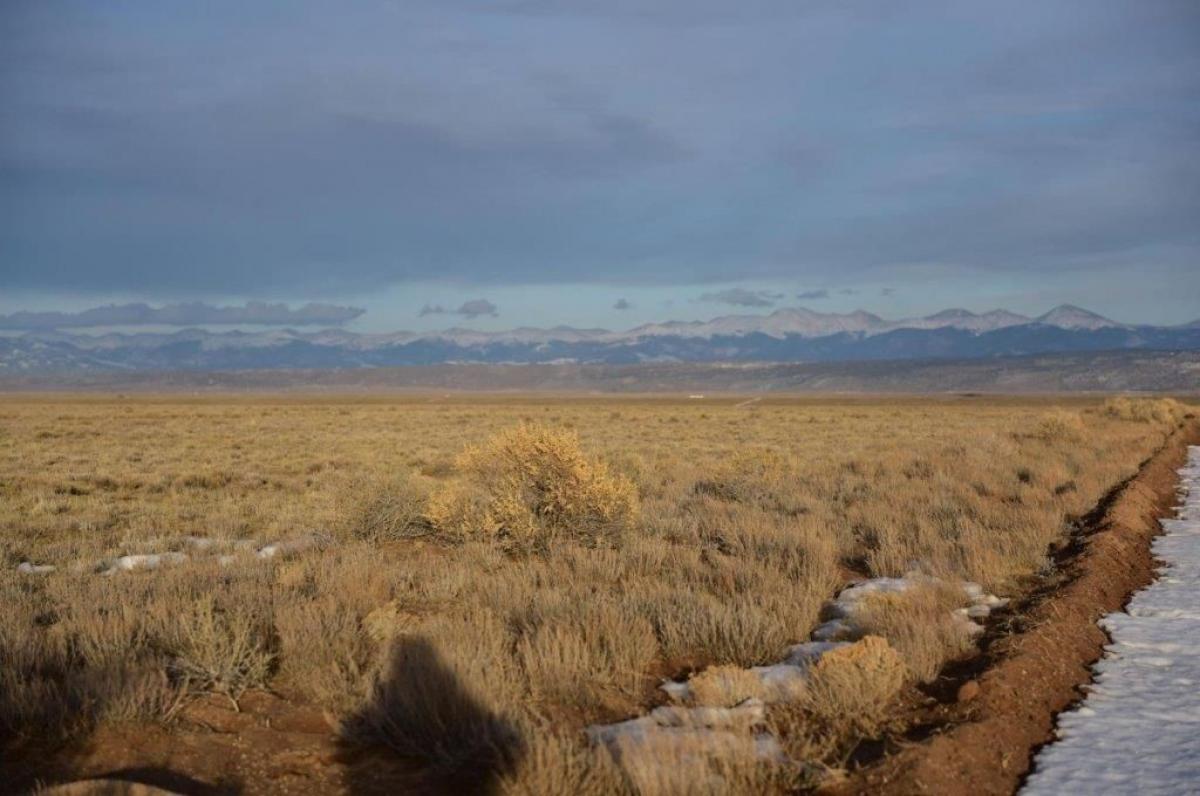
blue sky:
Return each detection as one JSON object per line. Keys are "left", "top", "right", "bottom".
{"left": 1, "top": 1, "right": 1198, "bottom": 331}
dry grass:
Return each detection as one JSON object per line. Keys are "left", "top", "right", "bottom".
{"left": 847, "top": 581, "right": 977, "bottom": 682}
{"left": 0, "top": 392, "right": 1188, "bottom": 788}
{"left": 770, "top": 636, "right": 907, "bottom": 767}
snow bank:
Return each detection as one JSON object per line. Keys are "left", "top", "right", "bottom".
{"left": 1023, "top": 446, "right": 1200, "bottom": 794}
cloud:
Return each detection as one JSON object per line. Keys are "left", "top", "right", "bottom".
{"left": 420, "top": 299, "right": 499, "bottom": 319}
{"left": 613, "top": 298, "right": 633, "bottom": 310}
{"left": 796, "top": 289, "right": 829, "bottom": 300}
{"left": 880, "top": 287, "right": 896, "bottom": 296}
{"left": 1, "top": 1, "right": 1197, "bottom": 308}
{"left": 839, "top": 288, "right": 859, "bottom": 296}
{"left": 0, "top": 301, "right": 364, "bottom": 330}
{"left": 697, "top": 288, "right": 780, "bottom": 307}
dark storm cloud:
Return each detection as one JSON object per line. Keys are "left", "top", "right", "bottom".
{"left": 698, "top": 288, "right": 780, "bottom": 308}
{"left": 420, "top": 299, "right": 499, "bottom": 319}
{"left": 796, "top": 289, "right": 829, "bottom": 300}
{"left": 0, "top": 301, "right": 363, "bottom": 330}
{"left": 1, "top": 1, "right": 1198, "bottom": 298}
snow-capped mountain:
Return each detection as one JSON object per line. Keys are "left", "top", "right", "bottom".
{"left": 1032, "top": 304, "right": 1124, "bottom": 331}
{"left": 1, "top": 305, "right": 1193, "bottom": 373}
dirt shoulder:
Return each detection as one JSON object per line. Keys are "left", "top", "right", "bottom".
{"left": 834, "top": 420, "right": 1200, "bottom": 796}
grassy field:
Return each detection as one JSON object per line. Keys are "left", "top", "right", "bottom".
{"left": 0, "top": 393, "right": 1189, "bottom": 793}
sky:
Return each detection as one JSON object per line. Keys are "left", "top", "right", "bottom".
{"left": 1, "top": 0, "right": 1198, "bottom": 332}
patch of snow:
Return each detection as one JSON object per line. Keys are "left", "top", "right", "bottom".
{"left": 747, "top": 664, "right": 809, "bottom": 702}
{"left": 17, "top": 561, "right": 56, "bottom": 574}
{"left": 783, "top": 640, "right": 849, "bottom": 665}
{"left": 810, "top": 575, "right": 1005, "bottom": 642}
{"left": 256, "top": 532, "right": 329, "bottom": 560}
{"left": 587, "top": 699, "right": 782, "bottom": 766}
{"left": 1023, "top": 446, "right": 1200, "bottom": 794}
{"left": 100, "top": 551, "right": 188, "bottom": 575}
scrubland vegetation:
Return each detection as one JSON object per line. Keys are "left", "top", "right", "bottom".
{"left": 0, "top": 393, "right": 1190, "bottom": 793}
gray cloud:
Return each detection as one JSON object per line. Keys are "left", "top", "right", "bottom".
{"left": 419, "top": 299, "right": 499, "bottom": 319}
{"left": 1, "top": 1, "right": 1197, "bottom": 307}
{"left": 880, "top": 287, "right": 896, "bottom": 296}
{"left": 796, "top": 289, "right": 829, "bottom": 300}
{"left": 698, "top": 288, "right": 780, "bottom": 308}
{"left": 0, "top": 301, "right": 364, "bottom": 330}
{"left": 613, "top": 298, "right": 633, "bottom": 310}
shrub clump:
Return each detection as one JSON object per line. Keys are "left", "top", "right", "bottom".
{"left": 1033, "top": 410, "right": 1086, "bottom": 442}
{"left": 165, "top": 596, "right": 274, "bottom": 702}
{"left": 770, "top": 636, "right": 906, "bottom": 766}
{"left": 338, "top": 472, "right": 432, "bottom": 542}
{"left": 426, "top": 425, "right": 639, "bottom": 550}
{"left": 847, "top": 581, "right": 977, "bottom": 682}
{"left": 1100, "top": 396, "right": 1187, "bottom": 425}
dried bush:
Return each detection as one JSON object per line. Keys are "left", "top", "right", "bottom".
{"left": 164, "top": 596, "right": 274, "bottom": 701}
{"left": 686, "top": 664, "right": 765, "bottom": 707}
{"left": 338, "top": 472, "right": 432, "bottom": 542}
{"left": 771, "top": 636, "right": 906, "bottom": 766}
{"left": 849, "top": 581, "right": 977, "bottom": 682}
{"left": 1100, "top": 396, "right": 1187, "bottom": 424}
{"left": 427, "top": 425, "right": 639, "bottom": 549}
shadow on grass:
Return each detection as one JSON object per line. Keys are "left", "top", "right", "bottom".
{"left": 338, "top": 635, "right": 523, "bottom": 795}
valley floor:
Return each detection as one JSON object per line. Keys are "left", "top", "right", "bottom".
{"left": 0, "top": 394, "right": 1192, "bottom": 794}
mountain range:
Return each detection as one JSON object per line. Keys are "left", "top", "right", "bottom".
{"left": 2, "top": 304, "right": 1197, "bottom": 374}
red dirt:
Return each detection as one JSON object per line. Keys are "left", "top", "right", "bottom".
{"left": 831, "top": 420, "right": 1200, "bottom": 795}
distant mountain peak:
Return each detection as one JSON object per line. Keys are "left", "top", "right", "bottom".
{"left": 926, "top": 308, "right": 977, "bottom": 320}
{"left": 1034, "top": 305, "right": 1121, "bottom": 330}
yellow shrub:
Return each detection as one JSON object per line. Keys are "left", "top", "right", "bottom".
{"left": 423, "top": 482, "right": 500, "bottom": 541}
{"left": 427, "top": 425, "right": 639, "bottom": 549}
{"left": 1101, "top": 396, "right": 1187, "bottom": 424}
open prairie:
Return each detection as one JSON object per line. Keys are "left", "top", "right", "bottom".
{"left": 0, "top": 393, "right": 1192, "bottom": 794}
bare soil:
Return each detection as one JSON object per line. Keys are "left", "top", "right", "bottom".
{"left": 832, "top": 420, "right": 1200, "bottom": 795}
